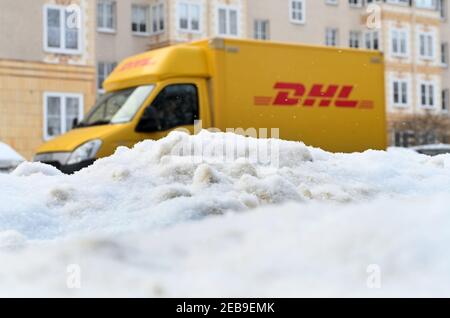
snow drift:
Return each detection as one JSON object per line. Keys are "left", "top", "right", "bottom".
{"left": 1, "top": 131, "right": 450, "bottom": 297}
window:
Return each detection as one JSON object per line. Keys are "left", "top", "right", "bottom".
{"left": 97, "top": 62, "right": 117, "bottom": 93}
{"left": 349, "top": 31, "right": 361, "bottom": 48}
{"left": 391, "top": 28, "right": 409, "bottom": 57}
{"left": 442, "top": 89, "right": 449, "bottom": 111}
{"left": 44, "top": 5, "right": 82, "bottom": 54}
{"left": 138, "top": 84, "right": 199, "bottom": 131}
{"left": 419, "top": 32, "right": 435, "bottom": 59}
{"left": 326, "top": 28, "right": 338, "bottom": 46}
{"left": 97, "top": 0, "right": 116, "bottom": 32}
{"left": 326, "top": 0, "right": 338, "bottom": 5}
{"left": 415, "top": 0, "right": 438, "bottom": 9}
{"left": 365, "top": 31, "right": 379, "bottom": 50}
{"left": 348, "top": 0, "right": 363, "bottom": 7}
{"left": 419, "top": 82, "right": 437, "bottom": 108}
{"left": 441, "top": 42, "right": 448, "bottom": 65}
{"left": 178, "top": 2, "right": 201, "bottom": 32}
{"left": 152, "top": 3, "right": 165, "bottom": 33}
{"left": 290, "top": 0, "right": 305, "bottom": 24}
{"left": 392, "top": 79, "right": 409, "bottom": 107}
{"left": 438, "top": 0, "right": 447, "bottom": 19}
{"left": 132, "top": 5, "right": 149, "bottom": 34}
{"left": 254, "top": 20, "right": 270, "bottom": 40}
{"left": 81, "top": 86, "right": 154, "bottom": 126}
{"left": 44, "top": 93, "right": 84, "bottom": 140}
{"left": 217, "top": 5, "right": 239, "bottom": 36}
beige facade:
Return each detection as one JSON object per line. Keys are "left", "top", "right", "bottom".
{"left": 2, "top": 0, "right": 450, "bottom": 158}
{"left": 246, "top": 0, "right": 449, "bottom": 146}
{"left": 95, "top": 0, "right": 247, "bottom": 91}
{"left": 0, "top": 0, "right": 97, "bottom": 159}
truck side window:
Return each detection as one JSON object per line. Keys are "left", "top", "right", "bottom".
{"left": 149, "top": 84, "right": 199, "bottom": 131}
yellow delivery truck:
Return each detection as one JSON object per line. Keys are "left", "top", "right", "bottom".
{"left": 34, "top": 38, "right": 387, "bottom": 173}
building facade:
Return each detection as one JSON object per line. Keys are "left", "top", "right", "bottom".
{"left": 0, "top": 0, "right": 97, "bottom": 159}
{"left": 247, "top": 0, "right": 450, "bottom": 146}
{"left": 1, "top": 0, "right": 450, "bottom": 159}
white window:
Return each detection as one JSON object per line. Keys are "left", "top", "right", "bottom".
{"left": 438, "top": 0, "right": 447, "bottom": 19}
{"left": 442, "top": 42, "right": 449, "bottom": 65}
{"left": 419, "top": 31, "right": 435, "bottom": 59}
{"left": 415, "top": 0, "right": 438, "bottom": 9}
{"left": 178, "top": 2, "right": 201, "bottom": 32}
{"left": 97, "top": 0, "right": 116, "bottom": 32}
{"left": 442, "top": 89, "right": 449, "bottom": 111}
{"left": 391, "top": 28, "right": 409, "bottom": 57}
{"left": 326, "top": 28, "right": 338, "bottom": 46}
{"left": 97, "top": 62, "right": 117, "bottom": 93}
{"left": 349, "top": 0, "right": 363, "bottom": 7}
{"left": 132, "top": 5, "right": 150, "bottom": 35}
{"left": 326, "top": 0, "right": 338, "bottom": 5}
{"left": 44, "top": 93, "right": 84, "bottom": 140}
{"left": 254, "top": 20, "right": 270, "bottom": 40}
{"left": 392, "top": 79, "right": 409, "bottom": 107}
{"left": 365, "top": 31, "right": 379, "bottom": 50}
{"left": 217, "top": 5, "right": 239, "bottom": 37}
{"left": 152, "top": 3, "right": 165, "bottom": 33}
{"left": 349, "top": 31, "right": 361, "bottom": 48}
{"left": 386, "top": 0, "right": 410, "bottom": 5}
{"left": 419, "top": 81, "right": 437, "bottom": 108}
{"left": 290, "top": 0, "right": 305, "bottom": 24}
{"left": 44, "top": 5, "right": 82, "bottom": 54}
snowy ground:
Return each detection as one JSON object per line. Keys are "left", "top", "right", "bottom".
{"left": 1, "top": 131, "right": 450, "bottom": 297}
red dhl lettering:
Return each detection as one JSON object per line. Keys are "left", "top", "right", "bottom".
{"left": 117, "top": 57, "right": 154, "bottom": 72}
{"left": 254, "top": 82, "right": 373, "bottom": 109}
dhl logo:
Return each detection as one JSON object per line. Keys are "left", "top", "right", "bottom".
{"left": 117, "top": 57, "right": 155, "bottom": 72}
{"left": 254, "top": 82, "right": 374, "bottom": 109}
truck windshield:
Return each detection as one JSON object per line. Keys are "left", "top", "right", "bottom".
{"left": 79, "top": 85, "right": 154, "bottom": 127}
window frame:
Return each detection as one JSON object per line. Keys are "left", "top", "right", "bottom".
{"left": 97, "top": 0, "right": 117, "bottom": 33}
{"left": 43, "top": 4, "right": 83, "bottom": 55}
{"left": 391, "top": 78, "right": 410, "bottom": 108}
{"left": 176, "top": 1, "right": 202, "bottom": 34}
{"left": 418, "top": 80, "right": 438, "bottom": 109}
{"left": 43, "top": 92, "right": 84, "bottom": 141}
{"left": 131, "top": 4, "right": 150, "bottom": 36}
{"left": 216, "top": 4, "right": 241, "bottom": 37}
{"left": 289, "top": 0, "right": 306, "bottom": 24}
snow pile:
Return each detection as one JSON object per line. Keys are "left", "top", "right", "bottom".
{"left": 1, "top": 131, "right": 450, "bottom": 297}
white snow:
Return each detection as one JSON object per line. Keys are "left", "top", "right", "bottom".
{"left": 1, "top": 131, "right": 450, "bottom": 297}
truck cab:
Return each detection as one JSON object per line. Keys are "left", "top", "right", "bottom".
{"left": 34, "top": 45, "right": 212, "bottom": 173}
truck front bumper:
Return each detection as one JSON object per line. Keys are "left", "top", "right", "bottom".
{"left": 33, "top": 153, "right": 95, "bottom": 174}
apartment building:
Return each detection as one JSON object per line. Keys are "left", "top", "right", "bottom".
{"left": 246, "top": 0, "right": 450, "bottom": 146}
{"left": 1, "top": 0, "right": 449, "bottom": 158}
{"left": 0, "top": 0, "right": 97, "bottom": 159}
{"left": 95, "top": 0, "right": 247, "bottom": 93}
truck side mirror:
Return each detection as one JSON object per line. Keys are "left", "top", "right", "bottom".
{"left": 136, "top": 106, "right": 160, "bottom": 132}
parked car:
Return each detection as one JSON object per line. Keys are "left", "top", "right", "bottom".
{"left": 410, "top": 144, "right": 450, "bottom": 156}
{"left": 0, "top": 142, "right": 24, "bottom": 172}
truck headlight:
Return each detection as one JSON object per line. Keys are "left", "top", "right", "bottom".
{"left": 67, "top": 140, "right": 102, "bottom": 165}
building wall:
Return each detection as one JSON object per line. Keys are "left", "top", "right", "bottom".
{"left": 247, "top": 0, "right": 362, "bottom": 46}
{"left": 0, "top": 0, "right": 96, "bottom": 159}
{"left": 247, "top": 0, "right": 448, "bottom": 147}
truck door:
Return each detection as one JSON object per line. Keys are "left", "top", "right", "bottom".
{"left": 134, "top": 79, "right": 209, "bottom": 140}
